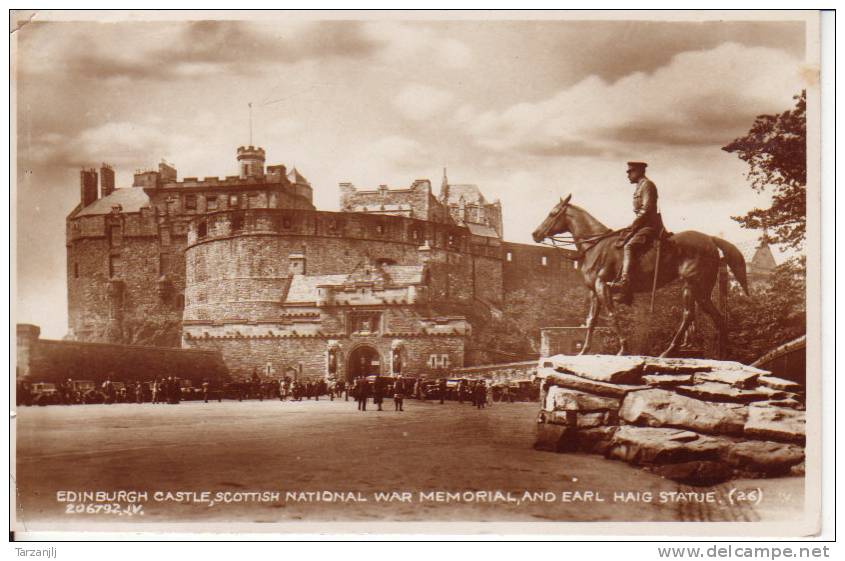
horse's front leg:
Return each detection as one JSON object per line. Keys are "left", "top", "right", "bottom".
{"left": 579, "top": 290, "right": 600, "bottom": 355}
{"left": 597, "top": 279, "right": 628, "bottom": 355}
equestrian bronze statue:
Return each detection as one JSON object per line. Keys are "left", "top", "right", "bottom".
{"left": 531, "top": 194, "right": 749, "bottom": 357}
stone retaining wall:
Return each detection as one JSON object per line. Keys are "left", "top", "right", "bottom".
{"left": 535, "top": 354, "right": 805, "bottom": 485}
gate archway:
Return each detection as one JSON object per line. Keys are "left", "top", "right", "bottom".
{"left": 347, "top": 345, "right": 381, "bottom": 382}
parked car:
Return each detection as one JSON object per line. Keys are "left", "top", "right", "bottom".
{"left": 31, "top": 382, "right": 60, "bottom": 406}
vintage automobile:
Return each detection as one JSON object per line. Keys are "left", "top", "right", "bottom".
{"left": 30, "top": 382, "right": 61, "bottom": 406}
{"left": 71, "top": 379, "right": 100, "bottom": 404}
{"left": 179, "top": 379, "right": 203, "bottom": 401}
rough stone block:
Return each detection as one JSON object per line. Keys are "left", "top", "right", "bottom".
{"left": 744, "top": 404, "right": 806, "bottom": 444}
{"left": 547, "top": 409, "right": 616, "bottom": 429}
{"left": 547, "top": 354, "right": 645, "bottom": 384}
{"left": 695, "top": 370, "right": 759, "bottom": 388}
{"left": 606, "top": 426, "right": 730, "bottom": 465}
{"left": 757, "top": 375, "right": 804, "bottom": 393}
{"left": 722, "top": 440, "right": 805, "bottom": 475}
{"left": 642, "top": 373, "right": 693, "bottom": 387}
{"left": 534, "top": 422, "right": 569, "bottom": 452}
{"left": 565, "top": 426, "right": 619, "bottom": 454}
{"left": 538, "top": 368, "right": 646, "bottom": 398}
{"left": 675, "top": 382, "right": 774, "bottom": 403}
{"left": 642, "top": 357, "right": 713, "bottom": 374}
{"left": 544, "top": 386, "right": 621, "bottom": 412}
{"left": 619, "top": 388, "right": 748, "bottom": 436}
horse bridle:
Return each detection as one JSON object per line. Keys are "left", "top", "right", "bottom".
{"left": 537, "top": 203, "right": 619, "bottom": 261}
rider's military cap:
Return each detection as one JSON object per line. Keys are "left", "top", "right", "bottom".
{"left": 626, "top": 161, "right": 648, "bottom": 170}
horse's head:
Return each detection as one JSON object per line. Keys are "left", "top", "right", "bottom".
{"left": 532, "top": 194, "right": 572, "bottom": 243}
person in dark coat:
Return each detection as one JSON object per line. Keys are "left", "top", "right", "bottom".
{"left": 393, "top": 376, "right": 405, "bottom": 412}
{"left": 373, "top": 376, "right": 385, "bottom": 411}
{"left": 439, "top": 378, "right": 447, "bottom": 404}
{"left": 357, "top": 377, "right": 370, "bottom": 411}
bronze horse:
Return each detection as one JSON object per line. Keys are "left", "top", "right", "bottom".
{"left": 532, "top": 194, "right": 749, "bottom": 357}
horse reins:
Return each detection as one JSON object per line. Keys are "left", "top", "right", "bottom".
{"left": 540, "top": 230, "right": 619, "bottom": 261}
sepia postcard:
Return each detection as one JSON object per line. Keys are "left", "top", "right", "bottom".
{"left": 10, "top": 9, "right": 825, "bottom": 539}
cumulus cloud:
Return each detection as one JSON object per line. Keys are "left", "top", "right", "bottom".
{"left": 363, "top": 22, "right": 473, "bottom": 69}
{"left": 18, "top": 20, "right": 382, "bottom": 82}
{"left": 466, "top": 42, "right": 803, "bottom": 158}
{"left": 393, "top": 84, "right": 455, "bottom": 121}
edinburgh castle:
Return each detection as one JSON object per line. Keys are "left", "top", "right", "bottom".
{"left": 64, "top": 145, "right": 591, "bottom": 381}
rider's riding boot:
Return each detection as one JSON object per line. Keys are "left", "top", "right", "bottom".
{"left": 608, "top": 245, "right": 634, "bottom": 298}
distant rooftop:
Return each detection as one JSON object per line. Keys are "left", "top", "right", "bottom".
{"left": 75, "top": 188, "right": 149, "bottom": 217}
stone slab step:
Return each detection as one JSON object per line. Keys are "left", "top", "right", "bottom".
{"left": 619, "top": 388, "right": 748, "bottom": 436}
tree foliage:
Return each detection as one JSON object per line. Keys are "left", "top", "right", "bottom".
{"left": 725, "top": 257, "right": 806, "bottom": 364}
{"left": 722, "top": 91, "right": 806, "bottom": 250}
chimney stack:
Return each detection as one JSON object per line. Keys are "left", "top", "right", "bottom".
{"left": 80, "top": 168, "right": 99, "bottom": 208}
{"left": 100, "top": 164, "right": 115, "bottom": 198}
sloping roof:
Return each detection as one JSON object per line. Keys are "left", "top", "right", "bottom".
{"left": 736, "top": 241, "right": 777, "bottom": 271}
{"left": 444, "top": 184, "right": 486, "bottom": 205}
{"left": 75, "top": 188, "right": 150, "bottom": 217}
{"left": 466, "top": 223, "right": 500, "bottom": 238}
{"left": 285, "top": 265, "right": 425, "bottom": 303}
{"left": 286, "top": 274, "right": 346, "bottom": 303}
{"left": 287, "top": 167, "right": 310, "bottom": 185}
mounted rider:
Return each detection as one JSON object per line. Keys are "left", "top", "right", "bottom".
{"left": 608, "top": 161, "right": 665, "bottom": 298}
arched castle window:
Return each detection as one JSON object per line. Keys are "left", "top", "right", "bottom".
{"left": 506, "top": 251, "right": 513, "bottom": 262}
{"left": 541, "top": 255, "right": 548, "bottom": 266}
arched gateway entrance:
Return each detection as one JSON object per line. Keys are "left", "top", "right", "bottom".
{"left": 347, "top": 345, "right": 381, "bottom": 382}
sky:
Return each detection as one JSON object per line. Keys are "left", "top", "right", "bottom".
{"left": 13, "top": 14, "right": 811, "bottom": 339}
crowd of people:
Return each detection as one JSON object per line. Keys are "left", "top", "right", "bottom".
{"left": 18, "top": 371, "right": 536, "bottom": 408}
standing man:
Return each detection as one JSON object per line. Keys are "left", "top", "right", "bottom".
{"left": 607, "top": 161, "right": 663, "bottom": 302}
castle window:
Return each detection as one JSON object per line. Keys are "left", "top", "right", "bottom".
{"left": 229, "top": 195, "right": 239, "bottom": 208}
{"left": 506, "top": 251, "right": 513, "bottom": 262}
{"left": 109, "top": 225, "right": 122, "bottom": 247}
{"left": 376, "top": 224, "right": 385, "bottom": 235}
{"left": 184, "top": 194, "right": 197, "bottom": 210}
{"left": 175, "top": 294, "right": 185, "bottom": 309}
{"left": 206, "top": 196, "right": 218, "bottom": 211}
{"left": 197, "top": 221, "right": 208, "bottom": 239}
{"left": 159, "top": 253, "right": 170, "bottom": 275}
{"left": 109, "top": 255, "right": 121, "bottom": 278}
{"left": 541, "top": 255, "right": 548, "bottom": 266}
{"left": 282, "top": 217, "right": 292, "bottom": 229}
{"left": 410, "top": 228, "right": 420, "bottom": 242}
{"left": 248, "top": 193, "right": 260, "bottom": 208}
{"left": 231, "top": 212, "right": 244, "bottom": 233}
{"left": 428, "top": 354, "right": 449, "bottom": 369}
{"left": 74, "top": 263, "right": 79, "bottom": 278}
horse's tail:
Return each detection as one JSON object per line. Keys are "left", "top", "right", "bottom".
{"left": 711, "top": 236, "right": 750, "bottom": 296}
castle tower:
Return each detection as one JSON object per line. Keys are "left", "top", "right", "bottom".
{"left": 237, "top": 146, "right": 266, "bottom": 179}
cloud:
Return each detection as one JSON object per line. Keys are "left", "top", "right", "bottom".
{"left": 466, "top": 42, "right": 803, "bottom": 158}
{"left": 363, "top": 22, "right": 473, "bottom": 69}
{"left": 18, "top": 21, "right": 382, "bottom": 82}
{"left": 393, "top": 84, "right": 455, "bottom": 121}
